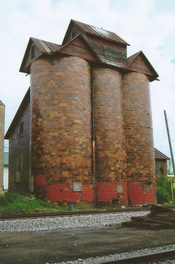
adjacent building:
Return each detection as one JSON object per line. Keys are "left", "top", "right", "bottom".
{"left": 3, "top": 152, "right": 9, "bottom": 190}
{"left": 155, "top": 148, "right": 170, "bottom": 177}
{"left": 5, "top": 20, "right": 159, "bottom": 206}
{"left": 0, "top": 101, "right": 5, "bottom": 194}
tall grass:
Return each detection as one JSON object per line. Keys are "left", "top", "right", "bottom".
{"left": 0, "top": 192, "right": 58, "bottom": 212}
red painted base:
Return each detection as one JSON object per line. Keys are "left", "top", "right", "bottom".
{"left": 47, "top": 184, "right": 94, "bottom": 202}
{"left": 34, "top": 175, "right": 156, "bottom": 206}
{"left": 128, "top": 182, "right": 157, "bottom": 205}
{"left": 96, "top": 182, "right": 128, "bottom": 205}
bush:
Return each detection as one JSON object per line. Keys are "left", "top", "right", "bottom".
{"left": 156, "top": 175, "right": 172, "bottom": 204}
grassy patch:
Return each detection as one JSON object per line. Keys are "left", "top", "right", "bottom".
{"left": 0, "top": 192, "right": 58, "bottom": 212}
{"left": 0, "top": 192, "right": 89, "bottom": 212}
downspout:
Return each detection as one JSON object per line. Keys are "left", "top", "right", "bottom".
{"left": 91, "top": 65, "right": 96, "bottom": 208}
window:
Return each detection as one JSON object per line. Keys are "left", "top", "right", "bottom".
{"left": 156, "top": 164, "right": 164, "bottom": 177}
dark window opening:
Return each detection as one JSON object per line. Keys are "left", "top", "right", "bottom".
{"left": 156, "top": 164, "right": 164, "bottom": 177}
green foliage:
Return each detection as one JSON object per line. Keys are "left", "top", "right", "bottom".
{"left": 74, "top": 204, "right": 88, "bottom": 210}
{"left": 0, "top": 192, "right": 58, "bottom": 212}
{"left": 156, "top": 175, "right": 172, "bottom": 204}
{"left": 0, "top": 192, "right": 89, "bottom": 212}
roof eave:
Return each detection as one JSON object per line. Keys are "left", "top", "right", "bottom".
{"left": 5, "top": 88, "right": 30, "bottom": 139}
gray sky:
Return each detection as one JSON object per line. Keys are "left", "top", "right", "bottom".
{"left": 1, "top": 0, "right": 175, "bottom": 157}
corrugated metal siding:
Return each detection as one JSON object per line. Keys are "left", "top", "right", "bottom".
{"left": 73, "top": 20, "right": 129, "bottom": 45}
{"left": 154, "top": 148, "right": 170, "bottom": 160}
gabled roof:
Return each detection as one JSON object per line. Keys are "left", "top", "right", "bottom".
{"left": 31, "top": 37, "right": 60, "bottom": 53}
{"left": 5, "top": 88, "right": 30, "bottom": 139}
{"left": 154, "top": 148, "right": 170, "bottom": 160}
{"left": 19, "top": 20, "right": 158, "bottom": 78}
{"left": 62, "top": 19, "right": 129, "bottom": 46}
{"left": 20, "top": 38, "right": 60, "bottom": 73}
{"left": 126, "top": 51, "right": 159, "bottom": 81}
{"left": 56, "top": 34, "right": 100, "bottom": 63}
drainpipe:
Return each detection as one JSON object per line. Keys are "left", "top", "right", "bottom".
{"left": 91, "top": 65, "right": 96, "bottom": 208}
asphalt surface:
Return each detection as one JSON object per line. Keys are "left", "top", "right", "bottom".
{"left": 1, "top": 225, "right": 175, "bottom": 264}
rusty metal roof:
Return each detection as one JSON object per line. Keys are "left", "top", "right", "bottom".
{"left": 154, "top": 148, "right": 170, "bottom": 160}
{"left": 31, "top": 37, "right": 60, "bottom": 53}
{"left": 20, "top": 38, "right": 61, "bottom": 73}
{"left": 72, "top": 20, "right": 129, "bottom": 45}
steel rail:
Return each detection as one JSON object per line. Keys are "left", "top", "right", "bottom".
{"left": 0, "top": 207, "right": 149, "bottom": 220}
{"left": 101, "top": 249, "right": 175, "bottom": 264}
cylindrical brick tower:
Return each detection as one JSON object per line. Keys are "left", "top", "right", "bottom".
{"left": 122, "top": 72, "right": 156, "bottom": 205}
{"left": 30, "top": 56, "right": 93, "bottom": 204}
{"left": 92, "top": 67, "right": 127, "bottom": 206}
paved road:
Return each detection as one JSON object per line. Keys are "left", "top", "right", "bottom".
{"left": 1, "top": 225, "right": 175, "bottom": 264}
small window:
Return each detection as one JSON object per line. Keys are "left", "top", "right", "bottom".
{"left": 20, "top": 122, "right": 24, "bottom": 137}
{"left": 31, "top": 44, "right": 37, "bottom": 59}
{"left": 156, "top": 164, "right": 164, "bottom": 177}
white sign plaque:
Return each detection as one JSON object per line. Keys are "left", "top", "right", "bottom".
{"left": 73, "top": 182, "right": 82, "bottom": 192}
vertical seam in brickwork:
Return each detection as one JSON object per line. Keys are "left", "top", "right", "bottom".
{"left": 91, "top": 64, "right": 96, "bottom": 207}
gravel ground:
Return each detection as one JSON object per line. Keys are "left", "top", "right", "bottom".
{"left": 56, "top": 244, "right": 175, "bottom": 264}
{"left": 0, "top": 211, "right": 148, "bottom": 232}
{"left": 1, "top": 210, "right": 175, "bottom": 264}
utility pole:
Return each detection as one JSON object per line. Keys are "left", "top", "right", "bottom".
{"left": 164, "top": 110, "right": 175, "bottom": 176}
{"left": 164, "top": 110, "right": 175, "bottom": 200}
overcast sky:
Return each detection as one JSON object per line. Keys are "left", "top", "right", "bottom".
{"left": 1, "top": 0, "right": 175, "bottom": 157}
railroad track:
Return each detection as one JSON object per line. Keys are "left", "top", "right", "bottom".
{"left": 101, "top": 249, "right": 175, "bottom": 263}
{"left": 0, "top": 207, "right": 149, "bottom": 220}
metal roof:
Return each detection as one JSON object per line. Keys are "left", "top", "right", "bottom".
{"left": 72, "top": 20, "right": 129, "bottom": 45}
{"left": 154, "top": 148, "right": 170, "bottom": 160}
{"left": 31, "top": 37, "right": 60, "bottom": 53}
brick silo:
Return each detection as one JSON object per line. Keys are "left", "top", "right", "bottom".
{"left": 122, "top": 72, "right": 156, "bottom": 205}
{"left": 30, "top": 56, "right": 93, "bottom": 204}
{"left": 92, "top": 67, "right": 128, "bottom": 206}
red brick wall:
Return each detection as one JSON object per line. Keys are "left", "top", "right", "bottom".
{"left": 122, "top": 72, "right": 156, "bottom": 205}
{"left": 30, "top": 56, "right": 93, "bottom": 203}
{"left": 92, "top": 67, "right": 128, "bottom": 206}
